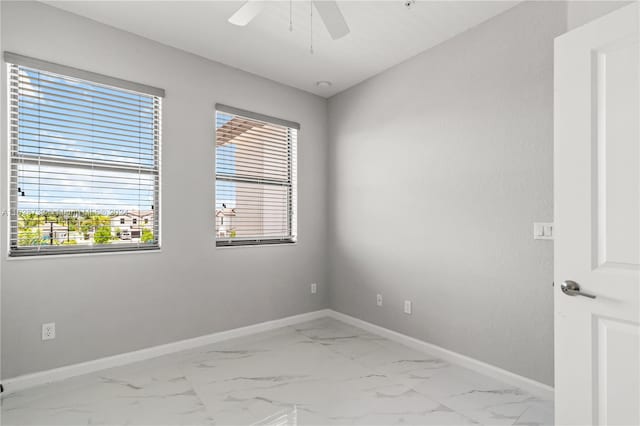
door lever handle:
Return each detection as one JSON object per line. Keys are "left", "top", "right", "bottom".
{"left": 561, "top": 280, "right": 596, "bottom": 299}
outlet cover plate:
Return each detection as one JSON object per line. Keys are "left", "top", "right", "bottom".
{"left": 42, "top": 323, "right": 56, "bottom": 341}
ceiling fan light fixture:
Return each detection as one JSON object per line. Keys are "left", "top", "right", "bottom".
{"left": 227, "top": 0, "right": 350, "bottom": 39}
{"left": 228, "top": 0, "right": 265, "bottom": 26}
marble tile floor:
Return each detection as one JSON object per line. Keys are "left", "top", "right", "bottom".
{"left": 1, "top": 317, "right": 554, "bottom": 426}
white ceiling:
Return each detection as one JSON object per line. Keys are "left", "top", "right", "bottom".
{"left": 43, "top": 1, "right": 521, "bottom": 97}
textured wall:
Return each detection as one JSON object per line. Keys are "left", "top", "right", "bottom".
{"left": 327, "top": 1, "right": 567, "bottom": 386}
{"left": 1, "top": 1, "right": 329, "bottom": 378}
{"left": 566, "top": 0, "right": 632, "bottom": 30}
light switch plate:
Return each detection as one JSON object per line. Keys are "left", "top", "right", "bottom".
{"left": 533, "top": 222, "right": 554, "bottom": 240}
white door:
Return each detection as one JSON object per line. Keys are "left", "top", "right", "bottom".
{"left": 554, "top": 3, "right": 640, "bottom": 425}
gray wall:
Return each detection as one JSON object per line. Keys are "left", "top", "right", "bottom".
{"left": 1, "top": 0, "right": 629, "bottom": 383}
{"left": 566, "top": 0, "right": 632, "bottom": 30}
{"left": 327, "top": 1, "right": 566, "bottom": 386}
{"left": 0, "top": 1, "right": 329, "bottom": 379}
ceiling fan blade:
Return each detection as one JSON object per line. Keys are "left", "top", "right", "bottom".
{"left": 228, "top": 0, "right": 264, "bottom": 26}
{"left": 313, "top": 0, "right": 350, "bottom": 40}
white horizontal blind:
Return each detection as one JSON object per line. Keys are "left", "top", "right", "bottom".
{"left": 215, "top": 108, "right": 297, "bottom": 246}
{"left": 8, "top": 62, "right": 161, "bottom": 256}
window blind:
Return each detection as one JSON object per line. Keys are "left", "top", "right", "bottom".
{"left": 7, "top": 56, "right": 162, "bottom": 256}
{"left": 215, "top": 106, "right": 297, "bottom": 246}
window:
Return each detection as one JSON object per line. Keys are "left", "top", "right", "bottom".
{"left": 215, "top": 104, "right": 298, "bottom": 246}
{"left": 7, "top": 52, "right": 163, "bottom": 256}
{"left": 133, "top": 219, "right": 138, "bottom": 225}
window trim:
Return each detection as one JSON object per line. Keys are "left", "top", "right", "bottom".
{"left": 215, "top": 105, "right": 298, "bottom": 248}
{"left": 4, "top": 52, "right": 165, "bottom": 97}
{"left": 6, "top": 54, "right": 163, "bottom": 257}
{"left": 214, "top": 104, "right": 300, "bottom": 130}
{"left": 216, "top": 239, "right": 296, "bottom": 248}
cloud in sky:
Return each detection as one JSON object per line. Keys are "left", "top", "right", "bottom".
{"left": 15, "top": 67, "right": 158, "bottom": 216}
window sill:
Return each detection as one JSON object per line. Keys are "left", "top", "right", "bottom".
{"left": 215, "top": 241, "right": 298, "bottom": 250}
{"left": 6, "top": 248, "right": 162, "bottom": 261}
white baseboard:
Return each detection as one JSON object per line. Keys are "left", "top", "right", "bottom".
{"left": 3, "top": 308, "right": 554, "bottom": 401}
{"left": 327, "top": 310, "right": 554, "bottom": 400}
{"left": 2, "top": 309, "right": 331, "bottom": 396}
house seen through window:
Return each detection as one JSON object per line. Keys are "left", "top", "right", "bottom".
{"left": 215, "top": 106, "right": 298, "bottom": 246}
{"left": 7, "top": 54, "right": 163, "bottom": 256}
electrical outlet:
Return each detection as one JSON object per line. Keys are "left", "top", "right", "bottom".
{"left": 42, "top": 323, "right": 56, "bottom": 341}
{"left": 376, "top": 294, "right": 383, "bottom": 307}
{"left": 310, "top": 283, "right": 317, "bottom": 294}
{"left": 404, "top": 300, "right": 412, "bottom": 315}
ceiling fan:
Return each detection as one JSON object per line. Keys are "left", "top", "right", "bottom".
{"left": 228, "top": 0, "right": 350, "bottom": 40}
